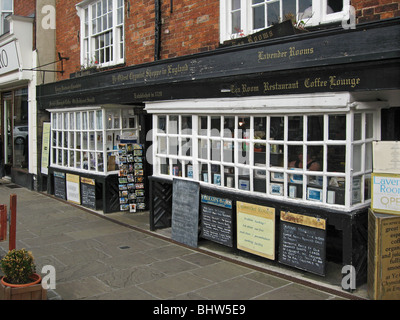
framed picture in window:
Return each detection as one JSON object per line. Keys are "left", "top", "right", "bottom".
{"left": 271, "top": 172, "right": 284, "bottom": 182}
{"left": 270, "top": 183, "right": 283, "bottom": 196}
{"left": 307, "top": 187, "right": 323, "bottom": 202}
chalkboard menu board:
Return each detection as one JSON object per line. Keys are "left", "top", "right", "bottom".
{"left": 54, "top": 171, "right": 66, "bottom": 200}
{"left": 171, "top": 179, "right": 200, "bottom": 248}
{"left": 200, "top": 195, "right": 233, "bottom": 247}
{"left": 279, "top": 211, "right": 326, "bottom": 276}
{"left": 81, "top": 177, "right": 96, "bottom": 210}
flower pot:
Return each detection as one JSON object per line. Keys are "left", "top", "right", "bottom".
{"left": 0, "top": 273, "right": 47, "bottom": 300}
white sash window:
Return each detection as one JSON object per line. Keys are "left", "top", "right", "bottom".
{"left": 220, "top": 0, "right": 351, "bottom": 42}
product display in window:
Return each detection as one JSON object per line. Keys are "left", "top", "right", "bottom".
{"left": 118, "top": 143, "right": 145, "bottom": 212}
{"left": 154, "top": 110, "right": 375, "bottom": 208}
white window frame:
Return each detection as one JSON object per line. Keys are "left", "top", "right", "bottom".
{"left": 49, "top": 106, "right": 138, "bottom": 175}
{"left": 1, "top": 0, "right": 12, "bottom": 35}
{"left": 148, "top": 94, "right": 384, "bottom": 211}
{"left": 76, "top": 0, "right": 124, "bottom": 68}
{"left": 220, "top": 0, "right": 351, "bottom": 43}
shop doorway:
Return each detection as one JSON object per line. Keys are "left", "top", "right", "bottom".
{"left": 1, "top": 89, "right": 29, "bottom": 176}
{"left": 3, "top": 93, "right": 12, "bottom": 175}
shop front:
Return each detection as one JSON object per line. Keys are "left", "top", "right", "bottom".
{"left": 37, "top": 17, "right": 400, "bottom": 285}
{"left": 0, "top": 16, "right": 36, "bottom": 188}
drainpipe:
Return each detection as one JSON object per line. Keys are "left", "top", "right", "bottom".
{"left": 155, "top": 0, "right": 161, "bottom": 61}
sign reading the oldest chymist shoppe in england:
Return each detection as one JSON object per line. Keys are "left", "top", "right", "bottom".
{"left": 37, "top": 20, "right": 400, "bottom": 109}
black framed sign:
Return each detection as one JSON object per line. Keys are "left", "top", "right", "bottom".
{"left": 279, "top": 211, "right": 327, "bottom": 276}
{"left": 200, "top": 195, "right": 233, "bottom": 247}
{"left": 54, "top": 171, "right": 66, "bottom": 200}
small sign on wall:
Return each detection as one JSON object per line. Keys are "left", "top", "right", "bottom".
{"left": 373, "top": 141, "right": 400, "bottom": 174}
{"left": 372, "top": 173, "right": 400, "bottom": 215}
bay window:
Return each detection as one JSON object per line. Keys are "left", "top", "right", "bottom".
{"left": 220, "top": 0, "right": 351, "bottom": 42}
{"left": 50, "top": 106, "right": 138, "bottom": 174}
{"left": 150, "top": 96, "right": 380, "bottom": 210}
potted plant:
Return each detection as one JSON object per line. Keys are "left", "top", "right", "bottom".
{"left": 0, "top": 249, "right": 46, "bottom": 300}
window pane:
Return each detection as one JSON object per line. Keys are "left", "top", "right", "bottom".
{"left": 253, "top": 4, "right": 265, "bottom": 29}
{"left": 199, "top": 163, "right": 208, "bottom": 182}
{"left": 299, "top": 0, "right": 313, "bottom": 19}
{"left": 329, "top": 115, "right": 346, "bottom": 140}
{"left": 211, "top": 116, "right": 221, "bottom": 137}
{"left": 169, "top": 137, "right": 178, "bottom": 155}
{"left": 328, "top": 0, "right": 343, "bottom": 13}
{"left": 211, "top": 140, "right": 221, "bottom": 161}
{"left": 254, "top": 167, "right": 266, "bottom": 193}
{"left": 282, "top": 0, "right": 296, "bottom": 18}
{"left": 158, "top": 116, "right": 166, "bottom": 133}
{"left": 199, "top": 116, "right": 207, "bottom": 135}
{"left": 365, "top": 113, "right": 373, "bottom": 139}
{"left": 224, "top": 116, "right": 235, "bottom": 138}
{"left": 158, "top": 137, "right": 167, "bottom": 154}
{"left": 198, "top": 139, "right": 208, "bottom": 159}
{"left": 232, "top": 0, "right": 241, "bottom": 10}
{"left": 288, "top": 116, "right": 303, "bottom": 141}
{"left": 288, "top": 145, "right": 302, "bottom": 168}
{"left": 212, "top": 165, "right": 221, "bottom": 185}
{"left": 96, "top": 110, "right": 103, "bottom": 129}
{"left": 169, "top": 115, "right": 178, "bottom": 134}
{"left": 254, "top": 143, "right": 266, "bottom": 165}
{"left": 271, "top": 144, "right": 284, "bottom": 167}
{"left": 354, "top": 113, "right": 362, "bottom": 141}
{"left": 267, "top": 1, "right": 280, "bottom": 26}
{"left": 181, "top": 138, "right": 192, "bottom": 157}
{"left": 308, "top": 146, "right": 323, "bottom": 171}
{"left": 232, "top": 11, "right": 241, "bottom": 33}
{"left": 223, "top": 141, "right": 234, "bottom": 163}
{"left": 328, "top": 145, "right": 345, "bottom": 172}
{"left": 2, "top": 0, "right": 12, "bottom": 10}
{"left": 352, "top": 176, "right": 361, "bottom": 204}
{"left": 254, "top": 117, "right": 266, "bottom": 140}
{"left": 238, "top": 117, "right": 250, "bottom": 139}
{"left": 353, "top": 144, "right": 362, "bottom": 172}
{"left": 308, "top": 115, "right": 323, "bottom": 141}
{"left": 270, "top": 116, "right": 284, "bottom": 140}
{"left": 365, "top": 142, "right": 372, "bottom": 171}
{"left": 224, "top": 166, "right": 235, "bottom": 188}
{"left": 181, "top": 116, "right": 192, "bottom": 135}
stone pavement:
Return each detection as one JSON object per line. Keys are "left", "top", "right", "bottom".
{"left": 0, "top": 180, "right": 367, "bottom": 301}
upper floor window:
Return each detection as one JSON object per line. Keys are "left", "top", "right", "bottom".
{"left": 77, "top": 0, "right": 124, "bottom": 68}
{"left": 220, "top": 0, "right": 350, "bottom": 42}
{"left": 1, "top": 0, "right": 12, "bottom": 34}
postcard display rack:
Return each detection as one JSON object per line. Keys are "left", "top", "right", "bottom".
{"left": 118, "top": 143, "right": 146, "bottom": 212}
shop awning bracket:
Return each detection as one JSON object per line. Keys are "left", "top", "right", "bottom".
{"left": 22, "top": 52, "right": 69, "bottom": 74}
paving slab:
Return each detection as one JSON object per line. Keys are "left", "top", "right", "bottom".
{"left": 0, "top": 181, "right": 366, "bottom": 301}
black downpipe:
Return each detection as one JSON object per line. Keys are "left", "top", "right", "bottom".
{"left": 155, "top": 0, "right": 161, "bottom": 61}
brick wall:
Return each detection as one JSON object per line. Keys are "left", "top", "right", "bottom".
{"left": 55, "top": 0, "right": 81, "bottom": 79}
{"left": 352, "top": 0, "right": 400, "bottom": 22}
{"left": 14, "top": 0, "right": 36, "bottom": 17}
{"left": 55, "top": 0, "right": 399, "bottom": 80}
{"left": 56, "top": 0, "right": 219, "bottom": 80}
